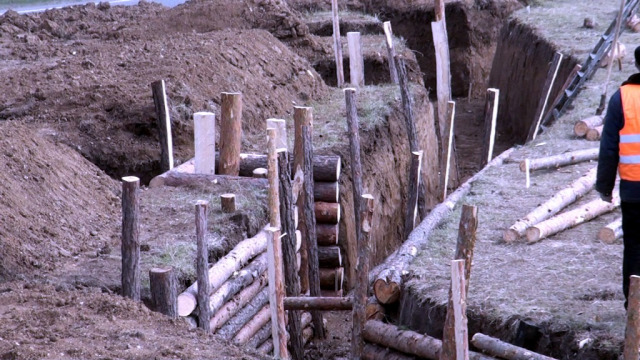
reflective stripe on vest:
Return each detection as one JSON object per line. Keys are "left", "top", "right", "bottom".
{"left": 620, "top": 85, "right": 640, "bottom": 180}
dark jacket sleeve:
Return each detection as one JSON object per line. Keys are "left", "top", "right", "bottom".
{"left": 596, "top": 90, "right": 623, "bottom": 195}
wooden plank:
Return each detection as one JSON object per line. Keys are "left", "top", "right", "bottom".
{"left": 193, "top": 112, "right": 216, "bottom": 175}
{"left": 121, "top": 176, "right": 140, "bottom": 301}
{"left": 268, "top": 128, "right": 281, "bottom": 229}
{"left": 267, "top": 118, "right": 288, "bottom": 150}
{"left": 442, "top": 101, "right": 458, "bottom": 199}
{"left": 404, "top": 151, "right": 422, "bottom": 239}
{"left": 432, "top": 17, "right": 452, "bottom": 198}
{"left": 219, "top": 92, "right": 242, "bottom": 175}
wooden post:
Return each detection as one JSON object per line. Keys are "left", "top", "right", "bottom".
{"left": 221, "top": 193, "right": 236, "bottom": 213}
{"left": 442, "top": 101, "right": 457, "bottom": 199}
{"left": 267, "top": 118, "right": 288, "bottom": 150}
{"left": 451, "top": 259, "right": 469, "bottom": 360}
{"left": 151, "top": 80, "right": 174, "bottom": 172}
{"left": 434, "top": 0, "right": 445, "bottom": 20}
{"left": 294, "top": 106, "right": 312, "bottom": 294}
{"left": 193, "top": 112, "right": 216, "bottom": 175}
{"left": 352, "top": 194, "right": 375, "bottom": 359}
{"left": 121, "top": 176, "right": 140, "bottom": 301}
{"left": 404, "top": 151, "right": 422, "bottom": 239}
{"left": 277, "top": 150, "right": 304, "bottom": 360}
{"left": 149, "top": 267, "right": 177, "bottom": 318}
{"left": 195, "top": 200, "right": 211, "bottom": 332}
{"left": 301, "top": 123, "right": 326, "bottom": 339}
{"left": 347, "top": 32, "right": 365, "bottom": 87}
{"left": 525, "top": 159, "right": 531, "bottom": 189}
{"left": 331, "top": 0, "right": 345, "bottom": 87}
{"left": 527, "top": 52, "right": 563, "bottom": 142}
{"left": 382, "top": 22, "right": 398, "bottom": 84}
{"left": 268, "top": 128, "right": 281, "bottom": 229}
{"left": 625, "top": 275, "right": 640, "bottom": 360}
{"left": 219, "top": 92, "right": 242, "bottom": 175}
{"left": 266, "top": 227, "right": 289, "bottom": 359}
{"left": 480, "top": 88, "right": 499, "bottom": 167}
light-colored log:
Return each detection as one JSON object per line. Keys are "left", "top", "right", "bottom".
{"left": 347, "top": 32, "right": 364, "bottom": 87}
{"left": 221, "top": 193, "right": 236, "bottom": 213}
{"left": 284, "top": 296, "right": 353, "bottom": 311}
{"left": 443, "top": 101, "right": 458, "bottom": 200}
{"left": 121, "top": 176, "right": 140, "bottom": 301}
{"left": 294, "top": 106, "right": 313, "bottom": 294}
{"left": 195, "top": 200, "right": 211, "bottom": 332}
{"left": 219, "top": 92, "right": 242, "bottom": 176}
{"left": 383, "top": 21, "right": 398, "bottom": 84}
{"left": 318, "top": 246, "right": 342, "bottom": 268}
{"left": 266, "top": 227, "right": 289, "bottom": 359}
{"left": 193, "top": 112, "right": 216, "bottom": 175}
{"left": 149, "top": 267, "right": 177, "bottom": 318}
{"left": 586, "top": 125, "right": 604, "bottom": 141}
{"left": 217, "top": 287, "right": 269, "bottom": 340}
{"left": 481, "top": 88, "right": 499, "bottom": 166}
{"left": 374, "top": 267, "right": 402, "bottom": 305}
{"left": 268, "top": 128, "right": 281, "bottom": 229}
{"left": 331, "top": 0, "right": 344, "bottom": 87}
{"left": 471, "top": 333, "right": 557, "bottom": 360}
{"left": 317, "top": 223, "right": 339, "bottom": 246}
{"left": 209, "top": 273, "right": 267, "bottom": 332}
{"left": 246, "top": 320, "right": 272, "bottom": 349}
{"left": 315, "top": 201, "right": 341, "bottom": 224}
{"left": 232, "top": 305, "right": 271, "bottom": 346}
{"left": 598, "top": 217, "right": 622, "bottom": 244}
{"left": 526, "top": 196, "right": 620, "bottom": 243}
{"left": 574, "top": 116, "right": 603, "bottom": 137}
{"left": 528, "top": 52, "right": 563, "bottom": 142}
{"left": 504, "top": 167, "right": 597, "bottom": 242}
{"left": 451, "top": 260, "right": 469, "bottom": 360}
{"left": 257, "top": 338, "right": 274, "bottom": 355}
{"left": 520, "top": 148, "right": 599, "bottom": 172}
{"left": 253, "top": 168, "right": 268, "bottom": 178}
{"left": 267, "top": 118, "right": 288, "bottom": 150}
{"left": 151, "top": 80, "right": 174, "bottom": 172}
{"left": 624, "top": 275, "right": 640, "bottom": 360}
{"left": 178, "top": 229, "right": 268, "bottom": 317}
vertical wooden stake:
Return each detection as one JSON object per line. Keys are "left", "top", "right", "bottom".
{"left": 268, "top": 128, "right": 281, "bottom": 229}
{"left": 195, "top": 200, "right": 211, "bottom": 332}
{"left": 434, "top": 0, "right": 445, "bottom": 21}
{"left": 149, "top": 267, "right": 177, "bottom": 318}
{"left": 267, "top": 227, "right": 289, "bottom": 359}
{"left": 345, "top": 88, "right": 364, "bottom": 292}
{"left": 528, "top": 52, "right": 563, "bottom": 141}
{"left": 351, "top": 194, "right": 375, "bottom": 360}
{"left": 121, "top": 176, "right": 140, "bottom": 301}
{"left": 267, "top": 118, "right": 288, "bottom": 150}
{"left": 382, "top": 22, "right": 398, "bottom": 84}
{"left": 347, "top": 32, "right": 365, "bottom": 87}
{"left": 220, "top": 193, "right": 236, "bottom": 213}
{"left": 151, "top": 80, "right": 174, "bottom": 172}
{"left": 193, "top": 112, "right": 216, "bottom": 175}
{"left": 443, "top": 101, "right": 456, "bottom": 200}
{"left": 331, "top": 0, "right": 345, "bottom": 87}
{"left": 219, "top": 92, "right": 242, "bottom": 176}
{"left": 404, "top": 151, "right": 422, "bottom": 238}
{"left": 525, "top": 159, "right": 531, "bottom": 189}
{"left": 480, "top": 88, "right": 499, "bottom": 167}
{"left": 625, "top": 275, "right": 640, "bottom": 360}
{"left": 294, "top": 106, "right": 313, "bottom": 294}
{"left": 451, "top": 259, "right": 469, "bottom": 360}
{"left": 301, "top": 124, "right": 326, "bottom": 339}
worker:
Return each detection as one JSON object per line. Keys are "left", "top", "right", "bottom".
{"left": 596, "top": 45, "right": 640, "bottom": 309}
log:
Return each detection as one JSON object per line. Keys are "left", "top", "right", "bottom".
{"left": 527, "top": 52, "right": 563, "bottom": 142}
{"left": 178, "top": 229, "right": 268, "bottom": 317}
{"left": 520, "top": 148, "right": 599, "bottom": 172}
{"left": 149, "top": 267, "right": 177, "bottom": 318}
{"left": 195, "top": 200, "right": 211, "bottom": 332}
{"left": 193, "top": 112, "right": 216, "bottom": 175}
{"left": 320, "top": 267, "right": 344, "bottom": 289}
{"left": 348, "top": 32, "right": 365, "bottom": 87}
{"left": 221, "top": 193, "right": 236, "bottom": 213}
{"left": 235, "top": 152, "right": 341, "bottom": 182}
{"left": 149, "top": 170, "right": 267, "bottom": 189}
{"left": 404, "top": 151, "right": 422, "bottom": 239}
{"left": 373, "top": 267, "right": 402, "bottom": 304}
{"left": 266, "top": 227, "right": 289, "bottom": 359}
{"left": 151, "top": 80, "right": 174, "bottom": 172}
{"left": 315, "top": 201, "right": 341, "bottom": 224}
{"left": 209, "top": 273, "right": 267, "bottom": 332}
{"left": 121, "top": 176, "right": 141, "bottom": 301}
{"left": 246, "top": 320, "right": 271, "bottom": 349}
{"left": 526, "top": 196, "right": 620, "bottom": 243}
{"left": 253, "top": 168, "right": 268, "bottom": 178}
{"left": 317, "top": 223, "right": 339, "bottom": 246}
{"left": 365, "top": 296, "right": 384, "bottom": 321}
{"left": 586, "top": 125, "right": 603, "bottom": 141}
{"left": 480, "top": 88, "right": 499, "bottom": 166}
{"left": 362, "top": 343, "right": 416, "bottom": 360}
{"left": 624, "top": 275, "right": 640, "bottom": 360}
{"left": 451, "top": 260, "right": 468, "bottom": 360}
{"left": 294, "top": 106, "right": 312, "bottom": 295}
{"left": 598, "top": 217, "right": 622, "bottom": 244}
{"left": 574, "top": 116, "right": 603, "bottom": 137}
{"left": 504, "top": 167, "right": 597, "bottom": 242}
{"left": 318, "top": 246, "right": 342, "bottom": 268}
{"left": 284, "top": 296, "right": 353, "bottom": 311}
{"left": 267, "top": 118, "right": 287, "bottom": 150}
{"left": 383, "top": 21, "right": 399, "bottom": 84}
{"left": 268, "top": 128, "right": 281, "bottom": 229}
{"left": 217, "top": 287, "right": 269, "bottom": 340}
{"left": 219, "top": 92, "right": 242, "bottom": 176}
{"left": 315, "top": 181, "right": 340, "bottom": 203}
{"left": 232, "top": 305, "right": 271, "bottom": 346}
{"left": 471, "top": 333, "right": 557, "bottom": 360}
{"left": 331, "top": 0, "right": 344, "bottom": 87}
{"left": 258, "top": 338, "right": 274, "bottom": 355}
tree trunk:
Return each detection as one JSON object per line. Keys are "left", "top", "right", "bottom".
{"left": 574, "top": 115, "right": 603, "bottom": 137}
{"left": 471, "top": 333, "right": 557, "bottom": 360}
{"left": 314, "top": 182, "right": 339, "bottom": 203}
{"left": 268, "top": 129, "right": 281, "bottom": 229}
{"left": 383, "top": 22, "right": 399, "bottom": 84}
{"left": 317, "top": 224, "right": 339, "bottom": 246}
{"left": 586, "top": 125, "right": 604, "bottom": 141}
{"left": 178, "top": 229, "right": 268, "bottom": 317}
{"left": 219, "top": 92, "right": 242, "bottom": 176}
{"left": 519, "top": 148, "right": 599, "bottom": 172}
{"left": 331, "top": 0, "right": 344, "bottom": 87}
{"left": 149, "top": 267, "right": 177, "bottom": 318}
{"left": 266, "top": 227, "right": 289, "bottom": 359}
{"left": 624, "top": 275, "right": 640, "bottom": 360}
{"left": 294, "top": 107, "right": 313, "bottom": 294}
{"left": 284, "top": 296, "right": 353, "bottom": 311}
{"left": 121, "top": 176, "right": 141, "bottom": 301}
{"left": 504, "top": 167, "right": 597, "bottom": 242}
{"left": 151, "top": 80, "right": 173, "bottom": 172}
{"left": 221, "top": 193, "right": 236, "bottom": 213}
{"left": 374, "top": 267, "right": 402, "bottom": 305}
{"left": 527, "top": 196, "right": 620, "bottom": 243}
{"left": 209, "top": 274, "right": 267, "bottom": 332}
{"left": 315, "top": 201, "right": 341, "bottom": 224}
{"left": 598, "top": 217, "right": 622, "bottom": 244}
{"left": 218, "top": 287, "right": 269, "bottom": 340}
{"left": 149, "top": 171, "right": 267, "bottom": 189}
{"left": 353, "top": 194, "right": 375, "bottom": 359}
{"left": 232, "top": 305, "right": 271, "bottom": 346}
{"left": 318, "top": 246, "right": 342, "bottom": 268}
{"left": 320, "top": 267, "right": 344, "bottom": 290}
{"left": 195, "top": 200, "right": 211, "bottom": 332}
{"left": 235, "top": 152, "right": 341, "bottom": 181}
{"left": 362, "top": 343, "right": 416, "bottom": 360}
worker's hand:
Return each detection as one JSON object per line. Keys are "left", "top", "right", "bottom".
{"left": 599, "top": 192, "right": 613, "bottom": 203}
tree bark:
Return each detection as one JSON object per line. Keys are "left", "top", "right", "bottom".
{"left": 268, "top": 129, "right": 281, "bottom": 229}
{"left": 314, "top": 182, "right": 339, "bottom": 203}
{"left": 217, "top": 287, "right": 269, "bottom": 340}
{"left": 320, "top": 267, "right": 344, "bottom": 289}
{"left": 317, "top": 223, "right": 339, "bottom": 246}
{"left": 315, "top": 201, "right": 341, "bottom": 224}
{"left": 294, "top": 107, "right": 313, "bottom": 294}
{"left": 586, "top": 125, "right": 604, "bottom": 141}
{"left": 151, "top": 80, "right": 173, "bottom": 172}
{"left": 471, "top": 333, "right": 557, "bottom": 360}
{"left": 331, "top": 0, "right": 344, "bottom": 87}
{"left": 195, "top": 200, "right": 211, "bottom": 332}
{"left": 246, "top": 320, "right": 272, "bottom": 349}
{"left": 284, "top": 296, "right": 353, "bottom": 311}
{"left": 232, "top": 305, "right": 271, "bottom": 346}
{"left": 221, "top": 193, "right": 236, "bottom": 213}
{"left": 598, "top": 217, "right": 622, "bottom": 244}
{"left": 624, "top": 275, "right": 640, "bottom": 360}
{"left": 519, "top": 148, "right": 599, "bottom": 172}
{"left": 365, "top": 296, "right": 385, "bottom": 321}
{"left": 149, "top": 267, "right": 177, "bottom": 318}
{"left": 404, "top": 151, "right": 422, "bottom": 239}
{"left": 480, "top": 88, "right": 499, "bottom": 167}
{"left": 209, "top": 273, "right": 267, "bottom": 332}
{"left": 347, "top": 32, "right": 365, "bottom": 87}
{"left": 504, "top": 167, "right": 597, "bottom": 242}
{"left": 451, "top": 260, "right": 468, "bottom": 360}
{"left": 266, "top": 227, "right": 289, "bottom": 359}
{"left": 121, "top": 176, "right": 140, "bottom": 301}
{"left": 219, "top": 92, "right": 242, "bottom": 175}
{"left": 574, "top": 115, "right": 603, "bottom": 137}
{"left": 527, "top": 196, "right": 620, "bottom": 243}
{"left": 362, "top": 343, "right": 416, "bottom": 360}
{"left": 178, "top": 229, "right": 268, "bottom": 317}
{"left": 318, "top": 246, "right": 342, "bottom": 267}
{"left": 382, "top": 22, "right": 398, "bottom": 84}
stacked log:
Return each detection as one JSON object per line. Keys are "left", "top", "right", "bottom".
{"left": 574, "top": 116, "right": 603, "bottom": 137}
{"left": 598, "top": 217, "right": 622, "bottom": 244}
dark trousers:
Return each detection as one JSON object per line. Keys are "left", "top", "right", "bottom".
{"left": 622, "top": 201, "right": 640, "bottom": 307}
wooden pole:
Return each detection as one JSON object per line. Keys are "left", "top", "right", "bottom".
{"left": 268, "top": 128, "right": 281, "bottom": 229}
{"left": 382, "top": 22, "right": 398, "bottom": 84}
{"left": 574, "top": 116, "right": 604, "bottom": 137}
{"left": 520, "top": 148, "right": 599, "bottom": 172}
{"left": 525, "top": 159, "right": 530, "bottom": 189}
{"left": 121, "top": 176, "right": 140, "bottom": 301}
{"left": 625, "top": 275, "right": 640, "bottom": 360}
{"left": 267, "top": 118, "right": 288, "bottom": 150}
{"left": 347, "top": 32, "right": 365, "bottom": 87}
{"left": 471, "top": 333, "right": 557, "bottom": 360}
{"left": 193, "top": 112, "right": 216, "bottom": 175}
{"left": 151, "top": 80, "right": 174, "bottom": 172}
{"left": 149, "top": 267, "right": 177, "bottom": 318}
{"left": 195, "top": 200, "right": 211, "bottom": 332}
{"left": 266, "top": 227, "right": 289, "bottom": 359}
{"left": 480, "top": 88, "right": 499, "bottom": 166}
{"left": 277, "top": 149, "right": 305, "bottom": 360}
{"left": 219, "top": 92, "right": 242, "bottom": 176}
{"left": 301, "top": 123, "right": 326, "bottom": 339}
{"left": 331, "top": 0, "right": 345, "bottom": 87}
{"left": 352, "top": 194, "right": 375, "bottom": 359}
{"left": 597, "top": 0, "right": 626, "bottom": 116}
{"left": 451, "top": 259, "right": 469, "bottom": 360}
{"left": 294, "top": 106, "right": 313, "bottom": 294}
{"left": 404, "top": 151, "right": 422, "bottom": 239}
{"left": 443, "top": 101, "right": 457, "bottom": 200}
{"left": 284, "top": 296, "right": 353, "bottom": 311}
{"left": 317, "top": 224, "right": 339, "bottom": 246}
{"left": 221, "top": 193, "right": 236, "bottom": 213}
{"left": 528, "top": 52, "right": 563, "bottom": 142}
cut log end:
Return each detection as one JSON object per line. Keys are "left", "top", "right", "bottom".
{"left": 598, "top": 228, "right": 617, "bottom": 244}
{"left": 525, "top": 227, "right": 542, "bottom": 243}
{"left": 177, "top": 292, "right": 197, "bottom": 317}
{"left": 503, "top": 228, "right": 520, "bottom": 243}
{"left": 373, "top": 279, "right": 400, "bottom": 305}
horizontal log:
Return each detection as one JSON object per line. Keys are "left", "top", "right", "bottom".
{"left": 574, "top": 115, "right": 603, "bottom": 137}
{"left": 586, "top": 125, "right": 603, "bottom": 141}
{"left": 315, "top": 181, "right": 340, "bottom": 203}
{"left": 208, "top": 253, "right": 267, "bottom": 316}
{"left": 320, "top": 267, "right": 344, "bottom": 290}
{"left": 247, "top": 320, "right": 272, "bottom": 349}
{"left": 519, "top": 148, "right": 598, "bottom": 172}
{"left": 209, "top": 274, "right": 267, "bottom": 332}
{"left": 315, "top": 201, "right": 341, "bottom": 224}
{"left": 284, "top": 296, "right": 353, "bottom": 311}
{"left": 366, "top": 296, "right": 385, "bottom": 321}
{"left": 318, "top": 245, "right": 342, "bottom": 267}
{"left": 374, "top": 268, "right": 402, "bottom": 305}
{"left": 317, "top": 224, "right": 339, "bottom": 246}
{"left": 239, "top": 153, "right": 341, "bottom": 182}
{"left": 598, "top": 217, "right": 622, "bottom": 244}
{"left": 362, "top": 343, "right": 417, "bottom": 360}
{"left": 216, "top": 286, "right": 269, "bottom": 341}
{"left": 150, "top": 172, "right": 267, "bottom": 188}
{"left": 471, "top": 333, "right": 557, "bottom": 360}
{"left": 232, "top": 304, "right": 271, "bottom": 346}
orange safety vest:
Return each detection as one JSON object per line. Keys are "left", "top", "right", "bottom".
{"left": 620, "top": 84, "right": 640, "bottom": 181}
